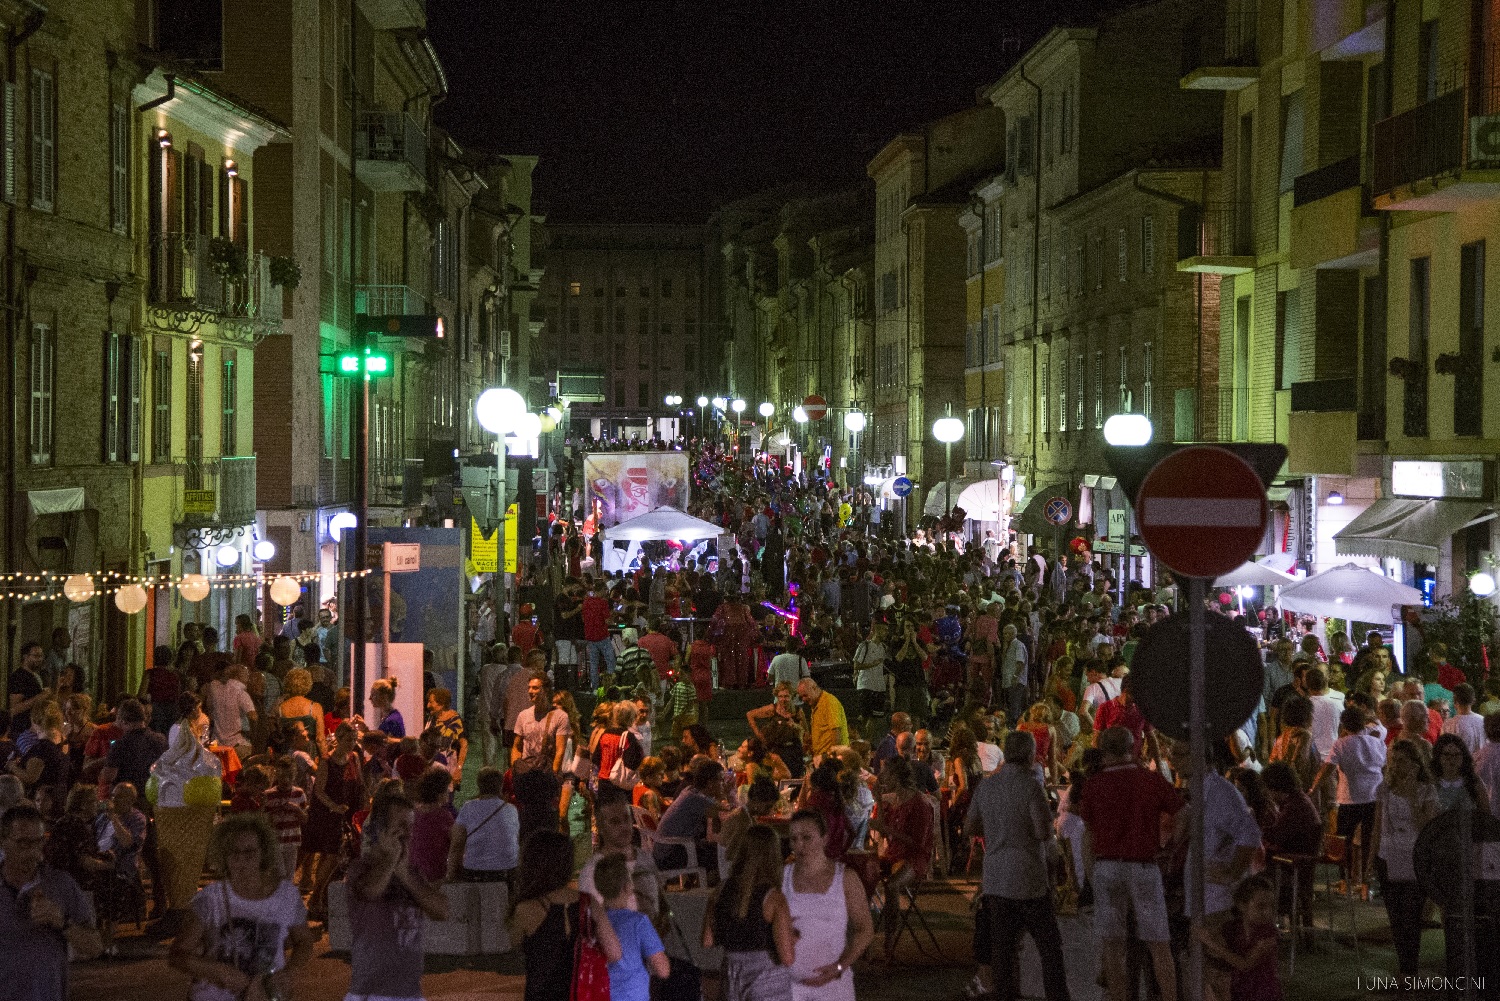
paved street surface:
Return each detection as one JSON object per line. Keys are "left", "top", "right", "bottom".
{"left": 70, "top": 876, "right": 1449, "bottom": 1001}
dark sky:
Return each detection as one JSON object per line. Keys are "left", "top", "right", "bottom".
{"left": 426, "top": 1, "right": 1123, "bottom": 224}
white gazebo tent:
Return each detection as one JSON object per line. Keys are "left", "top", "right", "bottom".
{"left": 604, "top": 506, "right": 723, "bottom": 542}
{"left": 1212, "top": 560, "right": 1297, "bottom": 588}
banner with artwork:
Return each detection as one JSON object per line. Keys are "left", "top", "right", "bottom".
{"left": 583, "top": 452, "right": 690, "bottom": 528}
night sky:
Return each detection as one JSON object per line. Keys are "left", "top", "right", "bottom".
{"left": 426, "top": 1, "right": 1131, "bottom": 224}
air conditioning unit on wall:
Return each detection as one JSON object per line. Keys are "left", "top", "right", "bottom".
{"left": 1470, "top": 115, "right": 1500, "bottom": 161}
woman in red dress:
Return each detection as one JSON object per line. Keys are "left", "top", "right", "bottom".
{"left": 709, "top": 593, "right": 758, "bottom": 689}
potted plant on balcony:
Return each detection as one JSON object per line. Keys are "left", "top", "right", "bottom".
{"left": 1388, "top": 356, "right": 1424, "bottom": 380}
{"left": 269, "top": 255, "right": 302, "bottom": 291}
{"left": 207, "top": 237, "right": 247, "bottom": 279}
{"left": 1433, "top": 352, "right": 1464, "bottom": 376}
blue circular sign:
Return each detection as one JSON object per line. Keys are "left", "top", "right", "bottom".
{"left": 1044, "top": 496, "right": 1073, "bottom": 526}
{"left": 892, "top": 476, "right": 913, "bottom": 498}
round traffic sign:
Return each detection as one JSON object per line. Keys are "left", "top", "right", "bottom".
{"left": 1130, "top": 610, "right": 1264, "bottom": 742}
{"left": 802, "top": 395, "right": 828, "bottom": 421}
{"left": 1137, "top": 445, "right": 1268, "bottom": 579}
{"left": 892, "top": 476, "right": 913, "bottom": 498}
{"left": 1043, "top": 496, "right": 1072, "bottom": 526}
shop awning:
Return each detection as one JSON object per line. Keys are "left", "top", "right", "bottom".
{"left": 1333, "top": 497, "right": 1496, "bottom": 565}
{"left": 27, "top": 487, "right": 85, "bottom": 518}
{"left": 1012, "top": 482, "right": 1074, "bottom": 535}
{"left": 955, "top": 479, "right": 1004, "bottom": 521}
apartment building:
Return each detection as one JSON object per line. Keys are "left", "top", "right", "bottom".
{"left": 867, "top": 104, "right": 1005, "bottom": 514}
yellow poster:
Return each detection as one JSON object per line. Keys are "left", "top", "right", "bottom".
{"left": 470, "top": 518, "right": 498, "bottom": 574}
{"left": 504, "top": 503, "right": 519, "bottom": 573}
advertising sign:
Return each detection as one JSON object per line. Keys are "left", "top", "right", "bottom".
{"left": 583, "top": 452, "right": 690, "bottom": 528}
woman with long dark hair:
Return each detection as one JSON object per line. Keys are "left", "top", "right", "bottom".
{"left": 783, "top": 811, "right": 872, "bottom": 1001}
{"left": 1370, "top": 740, "right": 1438, "bottom": 981}
{"left": 507, "top": 830, "right": 622, "bottom": 1001}
{"left": 704, "top": 824, "right": 797, "bottom": 1001}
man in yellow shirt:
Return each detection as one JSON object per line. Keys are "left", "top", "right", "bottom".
{"left": 797, "top": 678, "right": 849, "bottom": 756}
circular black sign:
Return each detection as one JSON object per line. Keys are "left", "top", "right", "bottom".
{"left": 1128, "top": 610, "right": 1264, "bottom": 743}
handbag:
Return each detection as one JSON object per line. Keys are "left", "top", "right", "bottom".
{"left": 570, "top": 901, "right": 612, "bottom": 1001}
{"left": 606, "top": 731, "right": 642, "bottom": 790}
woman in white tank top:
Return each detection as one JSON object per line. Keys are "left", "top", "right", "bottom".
{"left": 783, "top": 812, "right": 872, "bottom": 1001}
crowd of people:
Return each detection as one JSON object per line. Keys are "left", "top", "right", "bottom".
{"left": 4, "top": 440, "right": 1499, "bottom": 1001}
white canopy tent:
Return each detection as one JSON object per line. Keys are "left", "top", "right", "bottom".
{"left": 604, "top": 506, "right": 723, "bottom": 543}
{"left": 955, "top": 479, "right": 1005, "bottom": 522}
{"left": 1278, "top": 563, "right": 1424, "bottom": 623}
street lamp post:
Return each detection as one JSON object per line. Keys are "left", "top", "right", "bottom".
{"left": 843, "top": 410, "right": 866, "bottom": 489}
{"left": 933, "top": 413, "right": 965, "bottom": 526}
{"left": 475, "top": 387, "right": 526, "bottom": 624}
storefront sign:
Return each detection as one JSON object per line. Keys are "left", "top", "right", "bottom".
{"left": 1391, "top": 460, "right": 1485, "bottom": 499}
{"left": 184, "top": 490, "right": 216, "bottom": 514}
{"left": 1093, "top": 540, "right": 1147, "bottom": 556}
{"left": 1108, "top": 508, "right": 1127, "bottom": 541}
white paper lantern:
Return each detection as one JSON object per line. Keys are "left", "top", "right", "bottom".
{"left": 114, "top": 584, "right": 148, "bottom": 614}
{"left": 179, "top": 573, "right": 210, "bottom": 602}
{"left": 269, "top": 575, "right": 302, "bottom": 606}
{"left": 63, "top": 574, "right": 96, "bottom": 603}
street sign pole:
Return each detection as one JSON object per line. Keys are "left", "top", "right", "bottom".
{"left": 1187, "top": 574, "right": 1206, "bottom": 1001}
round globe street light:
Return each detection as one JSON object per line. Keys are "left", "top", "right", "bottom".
{"left": 253, "top": 539, "right": 277, "bottom": 562}
{"left": 712, "top": 396, "right": 727, "bottom": 411}
{"left": 1472, "top": 571, "right": 1497, "bottom": 597}
{"left": 758, "top": 401, "right": 775, "bottom": 418}
{"left": 731, "top": 399, "right": 746, "bottom": 414}
{"left": 793, "top": 406, "right": 809, "bottom": 424}
{"left": 697, "top": 395, "right": 709, "bottom": 408}
{"left": 843, "top": 411, "right": 866, "bottom": 433}
{"left": 475, "top": 387, "right": 527, "bottom": 435}
{"left": 932, "top": 415, "right": 966, "bottom": 520}
{"left": 516, "top": 412, "right": 543, "bottom": 441}
{"left": 329, "top": 511, "right": 357, "bottom": 534}
{"left": 1103, "top": 413, "right": 1154, "bottom": 447}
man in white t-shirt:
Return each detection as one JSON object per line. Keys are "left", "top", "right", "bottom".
{"left": 768, "top": 638, "right": 812, "bottom": 689}
{"left": 853, "top": 623, "right": 889, "bottom": 723}
{"left": 510, "top": 672, "right": 571, "bottom": 774}
{"left": 1305, "top": 666, "right": 1345, "bottom": 759}
{"left": 1442, "top": 682, "right": 1487, "bottom": 755}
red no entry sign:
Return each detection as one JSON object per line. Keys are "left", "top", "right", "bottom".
{"left": 1136, "top": 445, "right": 1268, "bottom": 579}
{"left": 802, "top": 395, "right": 828, "bottom": 421}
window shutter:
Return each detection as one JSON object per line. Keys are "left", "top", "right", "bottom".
{"left": 2, "top": 82, "right": 15, "bottom": 204}
{"left": 110, "top": 104, "right": 128, "bottom": 234}
{"left": 29, "top": 68, "right": 54, "bottom": 212}
{"left": 105, "top": 332, "right": 121, "bottom": 462}
{"left": 1141, "top": 216, "right": 1156, "bottom": 273}
{"left": 127, "top": 336, "right": 141, "bottom": 462}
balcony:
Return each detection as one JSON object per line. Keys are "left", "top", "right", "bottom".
{"left": 178, "top": 456, "right": 257, "bottom": 529}
{"left": 356, "top": 0, "right": 424, "bottom": 29}
{"left": 1372, "top": 88, "right": 1500, "bottom": 210}
{"left": 372, "top": 457, "right": 425, "bottom": 507}
{"left": 1291, "top": 160, "right": 1378, "bottom": 270}
{"left": 1176, "top": 203, "right": 1255, "bottom": 274}
{"left": 1288, "top": 380, "right": 1358, "bottom": 474}
{"left": 355, "top": 284, "right": 428, "bottom": 316}
{"left": 316, "top": 456, "right": 352, "bottom": 508}
{"left": 1180, "top": 1, "right": 1259, "bottom": 91}
{"left": 356, "top": 112, "right": 427, "bottom": 192}
{"left": 149, "top": 236, "right": 284, "bottom": 338}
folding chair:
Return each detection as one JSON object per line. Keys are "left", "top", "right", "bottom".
{"left": 1313, "top": 834, "right": 1363, "bottom": 960}
{"left": 636, "top": 823, "right": 709, "bottom": 889}
{"left": 886, "top": 882, "right": 946, "bottom": 959}
{"left": 1269, "top": 852, "right": 1319, "bottom": 975}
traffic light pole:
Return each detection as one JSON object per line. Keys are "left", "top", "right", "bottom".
{"left": 349, "top": 6, "right": 367, "bottom": 718}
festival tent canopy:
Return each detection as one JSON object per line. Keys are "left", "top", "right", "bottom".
{"left": 924, "top": 478, "right": 986, "bottom": 517}
{"left": 604, "top": 506, "right": 723, "bottom": 542}
{"left": 954, "top": 479, "right": 1005, "bottom": 522}
{"left": 1277, "top": 563, "right": 1425, "bottom": 623}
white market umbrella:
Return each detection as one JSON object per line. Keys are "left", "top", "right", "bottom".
{"left": 1278, "top": 563, "right": 1424, "bottom": 623}
{"left": 1213, "top": 560, "right": 1297, "bottom": 588}
{"left": 604, "top": 506, "right": 723, "bottom": 543}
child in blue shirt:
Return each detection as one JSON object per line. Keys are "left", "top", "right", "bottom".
{"left": 595, "top": 854, "right": 669, "bottom": 1001}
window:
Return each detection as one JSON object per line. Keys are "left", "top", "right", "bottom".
{"left": 29, "top": 321, "right": 52, "bottom": 464}
{"left": 29, "top": 67, "right": 53, "bottom": 212}
{"left": 1118, "top": 345, "right": 1129, "bottom": 412}
{"left": 1005, "top": 379, "right": 1014, "bottom": 435}
{"left": 1418, "top": 19, "right": 1439, "bottom": 102}
{"left": 1074, "top": 351, "right": 1085, "bottom": 430}
{"left": 1040, "top": 361, "right": 1050, "bottom": 434}
{"left": 1275, "top": 288, "right": 1302, "bottom": 391}
{"left": 1278, "top": 91, "right": 1305, "bottom": 195}
{"left": 612, "top": 308, "right": 625, "bottom": 341}
{"left": 1039, "top": 238, "right": 1050, "bottom": 298}
{"left": 1094, "top": 350, "right": 1105, "bottom": 428}
{"left": 615, "top": 285, "right": 626, "bottom": 298}
{"left": 321, "top": 184, "right": 335, "bottom": 273}
{"left": 966, "top": 322, "right": 977, "bottom": 367}
{"left": 1406, "top": 257, "right": 1430, "bottom": 437}
{"left": 221, "top": 351, "right": 237, "bottom": 455}
{"left": 881, "top": 271, "right": 898, "bottom": 313}
{"left": 341, "top": 197, "right": 352, "bottom": 280}
{"left": 2, "top": 82, "right": 16, "bottom": 204}
{"left": 684, "top": 343, "right": 696, "bottom": 372}
{"left": 110, "top": 103, "right": 128, "bottom": 234}
{"left": 1092, "top": 234, "right": 1105, "bottom": 290}
{"left": 638, "top": 383, "right": 649, "bottom": 408}
{"left": 660, "top": 278, "right": 672, "bottom": 298}
{"left": 1457, "top": 241, "right": 1485, "bottom": 436}
{"left": 1057, "top": 352, "right": 1068, "bottom": 432}
{"left": 1142, "top": 342, "right": 1155, "bottom": 419}
{"left": 1017, "top": 115, "right": 1034, "bottom": 176}
{"left": 567, "top": 306, "right": 580, "bottom": 337}
{"left": 1060, "top": 85, "right": 1074, "bottom": 154}
{"left": 104, "top": 332, "right": 140, "bottom": 463}
{"left": 1141, "top": 216, "right": 1155, "bottom": 274}
{"left": 977, "top": 315, "right": 987, "bottom": 368}
{"left": 186, "top": 342, "right": 204, "bottom": 464}
{"left": 153, "top": 345, "right": 173, "bottom": 461}
{"left": 1117, "top": 229, "right": 1128, "bottom": 283}
{"left": 592, "top": 307, "right": 604, "bottom": 337}
{"left": 568, "top": 281, "right": 581, "bottom": 296}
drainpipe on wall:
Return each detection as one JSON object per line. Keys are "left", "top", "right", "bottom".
{"left": 1018, "top": 63, "right": 1043, "bottom": 487}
